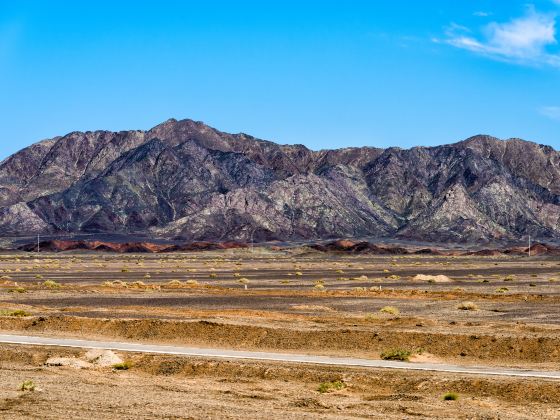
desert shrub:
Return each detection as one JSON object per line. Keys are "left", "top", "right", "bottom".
{"left": 364, "top": 313, "right": 377, "bottom": 321}
{"left": 0, "top": 309, "right": 30, "bottom": 317}
{"left": 457, "top": 301, "right": 478, "bottom": 311}
{"left": 111, "top": 280, "right": 128, "bottom": 287}
{"left": 313, "top": 283, "right": 325, "bottom": 290}
{"left": 121, "top": 268, "right": 129, "bottom": 272}
{"left": 34, "top": 274, "right": 43, "bottom": 279}
{"left": 387, "top": 274, "right": 400, "bottom": 280}
{"left": 352, "top": 275, "right": 369, "bottom": 281}
{"left": 233, "top": 272, "right": 241, "bottom": 277}
{"left": 294, "top": 271, "right": 303, "bottom": 276}
{"left": 380, "top": 349, "right": 411, "bottom": 361}
{"left": 503, "top": 275, "right": 516, "bottom": 281}
{"left": 209, "top": 273, "right": 217, "bottom": 278}
{"left": 166, "top": 280, "right": 183, "bottom": 287}
{"left": 43, "top": 280, "right": 61, "bottom": 288}
{"left": 129, "top": 281, "right": 145, "bottom": 288}
{"left": 317, "top": 380, "right": 345, "bottom": 393}
{"left": 185, "top": 279, "right": 199, "bottom": 285}
{"left": 19, "top": 380, "right": 35, "bottom": 391}
{"left": 496, "top": 287, "right": 509, "bottom": 293}
{"left": 442, "top": 392, "right": 459, "bottom": 401}
{"left": 238, "top": 278, "right": 250, "bottom": 284}
{"left": 112, "top": 361, "right": 133, "bottom": 370}
{"left": 379, "top": 306, "right": 399, "bottom": 315}
{"left": 8, "top": 287, "right": 26, "bottom": 293}
{"left": 144, "top": 274, "right": 151, "bottom": 279}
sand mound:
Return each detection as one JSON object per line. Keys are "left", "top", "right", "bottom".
{"left": 45, "top": 350, "right": 122, "bottom": 368}
{"left": 85, "top": 349, "right": 123, "bottom": 367}
{"left": 412, "top": 274, "right": 452, "bottom": 283}
{"left": 45, "top": 357, "right": 92, "bottom": 369}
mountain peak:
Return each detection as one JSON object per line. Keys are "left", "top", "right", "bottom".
{"left": 0, "top": 119, "right": 559, "bottom": 243}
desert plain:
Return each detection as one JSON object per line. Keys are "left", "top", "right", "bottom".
{"left": 0, "top": 247, "right": 559, "bottom": 419}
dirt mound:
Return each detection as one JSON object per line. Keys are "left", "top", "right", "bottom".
{"left": 309, "top": 240, "right": 411, "bottom": 255}
{"left": 17, "top": 240, "right": 248, "bottom": 253}
{"left": 2, "top": 315, "right": 559, "bottom": 364}
{"left": 412, "top": 274, "right": 452, "bottom": 283}
{"left": 164, "top": 241, "right": 248, "bottom": 252}
{"left": 45, "top": 350, "right": 122, "bottom": 368}
{"left": 45, "top": 357, "right": 92, "bottom": 369}
{"left": 84, "top": 349, "right": 123, "bottom": 367}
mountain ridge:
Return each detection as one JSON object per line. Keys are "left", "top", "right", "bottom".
{"left": 1, "top": 118, "right": 559, "bottom": 243}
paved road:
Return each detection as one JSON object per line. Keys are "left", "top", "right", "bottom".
{"left": 1, "top": 333, "right": 559, "bottom": 380}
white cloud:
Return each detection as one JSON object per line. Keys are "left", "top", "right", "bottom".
{"left": 473, "top": 11, "right": 491, "bottom": 17}
{"left": 539, "top": 106, "right": 560, "bottom": 121}
{"left": 441, "top": 6, "right": 560, "bottom": 67}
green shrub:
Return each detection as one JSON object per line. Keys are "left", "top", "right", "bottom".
{"left": 379, "top": 306, "right": 399, "bottom": 315}
{"left": 0, "top": 309, "right": 31, "bottom": 317}
{"left": 8, "top": 287, "right": 26, "bottom": 293}
{"left": 19, "top": 380, "right": 35, "bottom": 391}
{"left": 317, "top": 380, "right": 345, "bottom": 393}
{"left": 380, "top": 349, "right": 411, "bottom": 361}
{"left": 43, "top": 280, "right": 61, "bottom": 288}
{"left": 442, "top": 392, "right": 459, "bottom": 401}
{"left": 112, "top": 361, "right": 133, "bottom": 370}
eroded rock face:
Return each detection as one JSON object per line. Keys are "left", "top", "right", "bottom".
{"left": 1, "top": 120, "right": 559, "bottom": 242}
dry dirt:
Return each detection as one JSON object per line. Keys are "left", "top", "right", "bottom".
{"left": 0, "top": 249, "right": 559, "bottom": 418}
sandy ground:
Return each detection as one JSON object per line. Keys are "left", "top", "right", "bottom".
{"left": 0, "top": 249, "right": 559, "bottom": 418}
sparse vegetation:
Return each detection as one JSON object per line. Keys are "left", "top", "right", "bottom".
{"left": 380, "top": 349, "right": 411, "bottom": 361}
{"left": 379, "top": 306, "right": 399, "bottom": 315}
{"left": 19, "top": 380, "right": 35, "bottom": 391}
{"left": 317, "top": 380, "right": 345, "bottom": 393}
{"left": 43, "top": 280, "right": 61, "bottom": 288}
{"left": 0, "top": 309, "right": 31, "bottom": 317}
{"left": 112, "top": 361, "right": 133, "bottom": 370}
{"left": 442, "top": 392, "right": 459, "bottom": 401}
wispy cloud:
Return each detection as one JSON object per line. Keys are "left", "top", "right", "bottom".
{"left": 539, "top": 106, "right": 560, "bottom": 121}
{"left": 439, "top": 6, "right": 560, "bottom": 68}
{"left": 473, "top": 11, "right": 491, "bottom": 17}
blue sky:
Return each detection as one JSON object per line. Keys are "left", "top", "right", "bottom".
{"left": 1, "top": 1, "right": 559, "bottom": 159}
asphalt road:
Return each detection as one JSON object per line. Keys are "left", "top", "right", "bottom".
{"left": 1, "top": 333, "right": 559, "bottom": 380}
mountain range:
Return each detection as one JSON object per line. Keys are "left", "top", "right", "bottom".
{"left": 1, "top": 118, "right": 559, "bottom": 243}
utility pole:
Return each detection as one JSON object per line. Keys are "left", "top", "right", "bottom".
{"left": 37, "top": 234, "right": 40, "bottom": 253}
{"left": 528, "top": 234, "right": 531, "bottom": 257}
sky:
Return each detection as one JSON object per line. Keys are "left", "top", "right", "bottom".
{"left": 1, "top": 0, "right": 560, "bottom": 159}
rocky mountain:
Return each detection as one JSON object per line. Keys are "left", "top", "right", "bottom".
{"left": 1, "top": 118, "right": 559, "bottom": 243}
